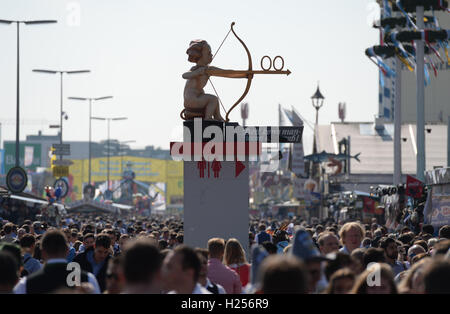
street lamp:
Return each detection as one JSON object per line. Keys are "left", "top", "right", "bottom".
{"left": 68, "top": 96, "right": 113, "bottom": 185}
{"left": 92, "top": 117, "right": 128, "bottom": 191}
{"left": 33, "top": 69, "right": 91, "bottom": 159}
{"left": 311, "top": 82, "right": 325, "bottom": 220}
{"left": 311, "top": 82, "right": 325, "bottom": 126}
{"left": 0, "top": 19, "right": 57, "bottom": 166}
{"left": 311, "top": 82, "right": 325, "bottom": 156}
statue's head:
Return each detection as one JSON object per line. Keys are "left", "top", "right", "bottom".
{"left": 186, "top": 40, "right": 212, "bottom": 64}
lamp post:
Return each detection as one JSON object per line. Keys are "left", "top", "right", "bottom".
{"left": 0, "top": 19, "right": 57, "bottom": 167}
{"left": 311, "top": 83, "right": 325, "bottom": 220}
{"left": 92, "top": 116, "right": 127, "bottom": 191}
{"left": 415, "top": 6, "right": 426, "bottom": 182}
{"left": 33, "top": 69, "right": 90, "bottom": 160}
{"left": 311, "top": 83, "right": 325, "bottom": 155}
{"left": 68, "top": 96, "right": 113, "bottom": 185}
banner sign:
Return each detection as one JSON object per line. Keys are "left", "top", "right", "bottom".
{"left": 406, "top": 175, "right": 424, "bottom": 198}
{"left": 24, "top": 146, "right": 34, "bottom": 167}
{"left": 362, "top": 196, "right": 376, "bottom": 214}
{"left": 4, "top": 143, "right": 41, "bottom": 172}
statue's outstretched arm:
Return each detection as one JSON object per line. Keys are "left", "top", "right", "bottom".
{"left": 206, "top": 66, "right": 248, "bottom": 78}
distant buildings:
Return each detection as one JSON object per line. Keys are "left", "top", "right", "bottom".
{"left": 2, "top": 130, "right": 170, "bottom": 173}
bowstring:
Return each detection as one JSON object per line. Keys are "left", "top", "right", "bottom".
{"left": 208, "top": 28, "right": 233, "bottom": 116}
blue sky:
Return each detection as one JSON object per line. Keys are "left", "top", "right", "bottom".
{"left": 0, "top": 0, "right": 380, "bottom": 154}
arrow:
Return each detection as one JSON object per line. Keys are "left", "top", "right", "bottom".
{"left": 235, "top": 161, "right": 246, "bottom": 178}
{"left": 206, "top": 69, "right": 291, "bottom": 78}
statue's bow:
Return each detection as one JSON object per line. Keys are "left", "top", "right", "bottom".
{"left": 209, "top": 22, "right": 290, "bottom": 122}
{"left": 225, "top": 22, "right": 253, "bottom": 122}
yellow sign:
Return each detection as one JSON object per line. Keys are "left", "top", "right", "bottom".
{"left": 69, "top": 156, "right": 184, "bottom": 203}
{"left": 53, "top": 166, "right": 69, "bottom": 178}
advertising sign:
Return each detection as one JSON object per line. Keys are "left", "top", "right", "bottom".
{"left": 4, "top": 143, "right": 41, "bottom": 172}
{"left": 430, "top": 195, "right": 450, "bottom": 228}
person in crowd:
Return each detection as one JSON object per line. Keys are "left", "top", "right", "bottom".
{"left": 439, "top": 225, "right": 450, "bottom": 240}
{"left": 323, "top": 268, "right": 355, "bottom": 294}
{"left": 362, "top": 247, "right": 386, "bottom": 268}
{"left": 317, "top": 232, "right": 340, "bottom": 255}
{"left": 103, "top": 257, "right": 126, "bottom": 294}
{"left": 73, "top": 234, "right": 112, "bottom": 292}
{"left": 19, "top": 234, "right": 42, "bottom": 275}
{"left": 0, "top": 251, "right": 19, "bottom": 293}
{"left": 261, "top": 241, "right": 277, "bottom": 255}
{"left": 423, "top": 257, "right": 450, "bottom": 294}
{"left": 207, "top": 237, "right": 242, "bottom": 294}
{"left": 407, "top": 244, "right": 426, "bottom": 266}
{"left": 195, "top": 248, "right": 226, "bottom": 294}
{"left": 350, "top": 248, "right": 366, "bottom": 274}
{"left": 163, "top": 245, "right": 210, "bottom": 294}
{"left": 351, "top": 263, "right": 398, "bottom": 294}
{"left": 256, "top": 255, "right": 308, "bottom": 294}
{"left": 379, "top": 237, "right": 408, "bottom": 276}
{"left": 339, "top": 222, "right": 364, "bottom": 254}
{"left": 78, "top": 233, "right": 95, "bottom": 254}
{"left": 223, "top": 238, "right": 251, "bottom": 288}
{"left": 13, "top": 230, "right": 100, "bottom": 294}
{"left": 1, "top": 223, "right": 16, "bottom": 243}
{"left": 397, "top": 257, "right": 431, "bottom": 294}
{"left": 255, "top": 224, "right": 272, "bottom": 244}
{"left": 121, "top": 239, "right": 163, "bottom": 294}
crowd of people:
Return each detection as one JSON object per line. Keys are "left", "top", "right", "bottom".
{"left": 0, "top": 211, "right": 449, "bottom": 294}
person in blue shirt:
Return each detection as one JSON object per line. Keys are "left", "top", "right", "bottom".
{"left": 19, "top": 234, "right": 42, "bottom": 275}
{"left": 73, "top": 234, "right": 112, "bottom": 292}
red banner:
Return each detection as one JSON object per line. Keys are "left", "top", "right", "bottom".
{"left": 363, "top": 196, "right": 375, "bottom": 214}
{"left": 406, "top": 175, "right": 424, "bottom": 199}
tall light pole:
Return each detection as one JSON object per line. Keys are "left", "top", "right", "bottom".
{"left": 0, "top": 19, "right": 57, "bottom": 167}
{"left": 311, "top": 82, "right": 325, "bottom": 220}
{"left": 415, "top": 6, "right": 426, "bottom": 182}
{"left": 33, "top": 69, "right": 90, "bottom": 160}
{"left": 92, "top": 116, "right": 127, "bottom": 190}
{"left": 311, "top": 83, "right": 325, "bottom": 154}
{"left": 68, "top": 96, "right": 113, "bottom": 185}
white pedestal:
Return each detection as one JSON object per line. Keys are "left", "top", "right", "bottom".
{"left": 183, "top": 160, "right": 249, "bottom": 251}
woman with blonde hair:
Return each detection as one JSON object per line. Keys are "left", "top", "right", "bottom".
{"left": 224, "top": 238, "right": 251, "bottom": 288}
